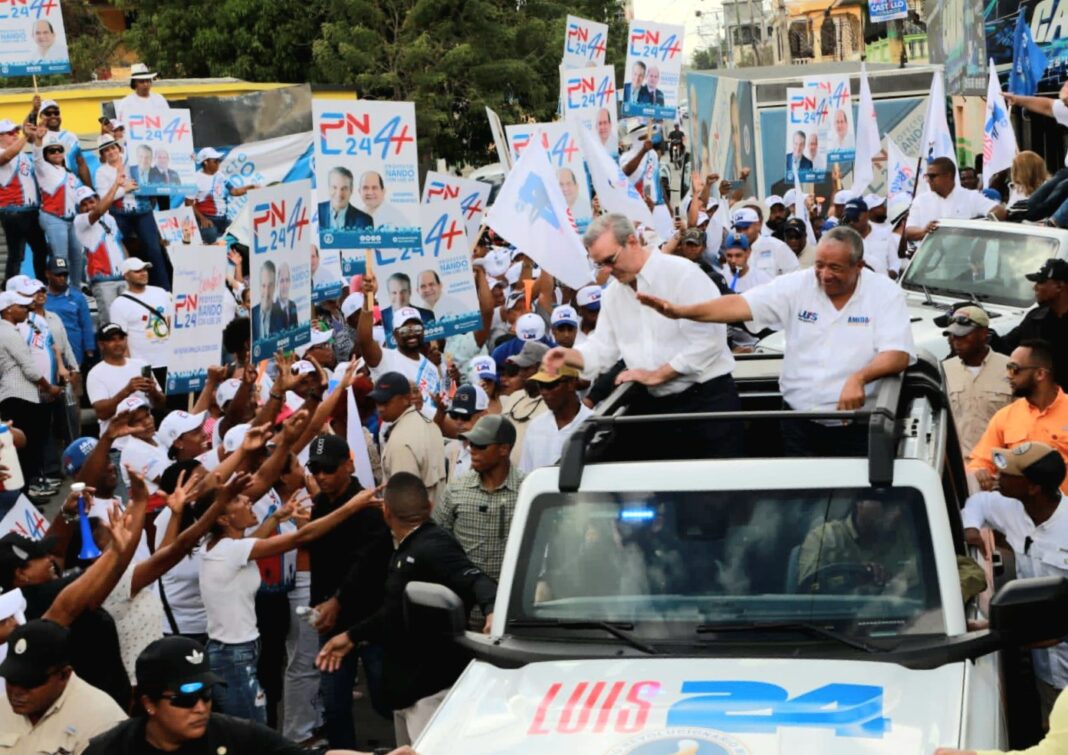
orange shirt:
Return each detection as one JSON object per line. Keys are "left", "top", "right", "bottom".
{"left": 967, "top": 389, "right": 1068, "bottom": 493}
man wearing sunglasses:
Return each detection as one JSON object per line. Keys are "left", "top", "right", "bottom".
{"left": 30, "top": 97, "right": 91, "bottom": 188}
{"left": 371, "top": 372, "right": 446, "bottom": 505}
{"left": 0, "top": 619, "right": 126, "bottom": 754}
{"left": 969, "top": 339, "right": 1068, "bottom": 493}
{"left": 905, "top": 157, "right": 1005, "bottom": 242}
{"left": 995, "top": 258, "right": 1068, "bottom": 392}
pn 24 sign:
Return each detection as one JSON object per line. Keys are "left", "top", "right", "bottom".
{"left": 253, "top": 197, "right": 309, "bottom": 254}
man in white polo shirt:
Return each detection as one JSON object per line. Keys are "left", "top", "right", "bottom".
{"left": 905, "top": 157, "right": 1005, "bottom": 242}
{"left": 637, "top": 224, "right": 915, "bottom": 456}
{"left": 962, "top": 442, "right": 1068, "bottom": 721}
{"left": 731, "top": 206, "right": 799, "bottom": 278}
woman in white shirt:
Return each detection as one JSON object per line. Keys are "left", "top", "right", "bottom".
{"left": 32, "top": 125, "right": 83, "bottom": 288}
{"left": 198, "top": 474, "right": 381, "bottom": 723}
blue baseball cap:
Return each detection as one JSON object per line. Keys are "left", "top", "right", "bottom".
{"left": 62, "top": 437, "right": 98, "bottom": 476}
{"left": 724, "top": 232, "right": 750, "bottom": 251}
{"left": 820, "top": 218, "right": 839, "bottom": 232}
{"left": 982, "top": 188, "right": 1002, "bottom": 202}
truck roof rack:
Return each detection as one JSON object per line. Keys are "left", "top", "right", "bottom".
{"left": 558, "top": 352, "right": 948, "bottom": 493}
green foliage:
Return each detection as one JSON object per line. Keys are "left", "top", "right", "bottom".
{"left": 691, "top": 46, "right": 721, "bottom": 70}
{"left": 3, "top": 0, "right": 119, "bottom": 87}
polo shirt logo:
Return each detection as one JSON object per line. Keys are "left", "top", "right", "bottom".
{"left": 847, "top": 315, "right": 871, "bottom": 325}
{"left": 797, "top": 310, "right": 818, "bottom": 323}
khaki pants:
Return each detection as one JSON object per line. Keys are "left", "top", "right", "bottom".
{"left": 393, "top": 688, "right": 449, "bottom": 746}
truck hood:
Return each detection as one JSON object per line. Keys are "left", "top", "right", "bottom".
{"left": 416, "top": 657, "right": 964, "bottom": 754}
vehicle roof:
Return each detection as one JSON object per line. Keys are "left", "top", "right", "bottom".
{"left": 925, "top": 219, "right": 1068, "bottom": 246}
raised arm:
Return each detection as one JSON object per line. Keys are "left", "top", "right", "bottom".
{"left": 356, "top": 272, "right": 383, "bottom": 368}
{"left": 635, "top": 290, "right": 753, "bottom": 323}
{"left": 248, "top": 486, "right": 383, "bottom": 561}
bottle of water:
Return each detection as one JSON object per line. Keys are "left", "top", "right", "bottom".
{"left": 0, "top": 425, "right": 24, "bottom": 492}
{"left": 295, "top": 606, "right": 320, "bottom": 625}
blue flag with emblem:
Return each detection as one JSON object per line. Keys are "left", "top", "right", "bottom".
{"left": 1009, "top": 10, "right": 1048, "bottom": 95}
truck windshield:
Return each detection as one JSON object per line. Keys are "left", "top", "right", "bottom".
{"left": 901, "top": 227, "right": 1057, "bottom": 307}
{"left": 511, "top": 487, "right": 944, "bottom": 640}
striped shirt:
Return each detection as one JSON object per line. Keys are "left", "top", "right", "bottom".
{"left": 0, "top": 319, "right": 44, "bottom": 404}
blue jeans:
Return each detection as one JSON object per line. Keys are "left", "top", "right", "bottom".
{"left": 1, "top": 209, "right": 50, "bottom": 282}
{"left": 112, "top": 210, "right": 170, "bottom": 289}
{"left": 1026, "top": 167, "right": 1068, "bottom": 223}
{"left": 199, "top": 215, "right": 229, "bottom": 245}
{"left": 206, "top": 638, "right": 267, "bottom": 724}
{"left": 38, "top": 212, "right": 83, "bottom": 289}
{"left": 318, "top": 634, "right": 387, "bottom": 748}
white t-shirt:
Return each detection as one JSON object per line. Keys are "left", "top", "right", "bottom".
{"left": 102, "top": 561, "right": 165, "bottom": 681}
{"left": 88, "top": 495, "right": 151, "bottom": 564}
{"left": 199, "top": 536, "right": 260, "bottom": 644}
{"left": 115, "top": 91, "right": 171, "bottom": 122}
{"left": 862, "top": 226, "right": 901, "bottom": 277}
{"left": 726, "top": 264, "right": 772, "bottom": 294}
{"left": 906, "top": 186, "right": 998, "bottom": 232}
{"left": 119, "top": 436, "right": 169, "bottom": 494}
{"left": 750, "top": 236, "right": 800, "bottom": 278}
{"left": 1052, "top": 101, "right": 1068, "bottom": 166}
{"left": 86, "top": 357, "right": 157, "bottom": 438}
{"left": 109, "top": 287, "right": 173, "bottom": 368}
{"left": 742, "top": 268, "right": 916, "bottom": 412}
{"left": 74, "top": 212, "right": 126, "bottom": 282}
{"left": 371, "top": 347, "right": 442, "bottom": 417}
{"left": 153, "top": 507, "right": 207, "bottom": 635}
{"left": 519, "top": 404, "right": 594, "bottom": 473}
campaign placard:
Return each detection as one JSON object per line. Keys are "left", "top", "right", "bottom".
{"left": 802, "top": 74, "right": 855, "bottom": 164}
{"left": 506, "top": 123, "right": 594, "bottom": 233}
{"left": 621, "top": 20, "right": 684, "bottom": 120}
{"left": 562, "top": 14, "right": 608, "bottom": 68}
{"left": 0, "top": 494, "right": 47, "bottom": 539}
{"left": 249, "top": 181, "right": 313, "bottom": 361}
{"left": 560, "top": 64, "right": 619, "bottom": 157}
{"left": 124, "top": 108, "right": 196, "bottom": 197}
{"left": 167, "top": 244, "right": 228, "bottom": 394}
{"left": 785, "top": 87, "right": 828, "bottom": 182}
{"left": 869, "top": 0, "right": 908, "bottom": 24}
{"left": 308, "top": 198, "right": 344, "bottom": 305}
{"left": 0, "top": 0, "right": 70, "bottom": 76}
{"left": 312, "top": 100, "right": 420, "bottom": 251}
{"left": 154, "top": 205, "right": 203, "bottom": 246}
{"left": 371, "top": 200, "right": 481, "bottom": 345}
{"left": 421, "top": 171, "right": 491, "bottom": 248}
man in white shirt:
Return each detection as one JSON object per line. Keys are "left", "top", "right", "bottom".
{"left": 359, "top": 170, "right": 412, "bottom": 230}
{"left": 962, "top": 442, "right": 1068, "bottom": 720}
{"left": 731, "top": 206, "right": 799, "bottom": 278}
{"left": 108, "top": 258, "right": 172, "bottom": 386}
{"left": 114, "top": 63, "right": 170, "bottom": 122}
{"left": 906, "top": 157, "right": 1006, "bottom": 241}
{"left": 723, "top": 233, "right": 772, "bottom": 294}
{"left": 519, "top": 366, "right": 593, "bottom": 472}
{"left": 842, "top": 198, "right": 901, "bottom": 278}
{"left": 85, "top": 322, "right": 164, "bottom": 440}
{"left": 542, "top": 213, "right": 741, "bottom": 459}
{"left": 637, "top": 225, "right": 916, "bottom": 457}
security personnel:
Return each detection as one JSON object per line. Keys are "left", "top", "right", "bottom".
{"left": 317, "top": 472, "right": 497, "bottom": 747}
{"left": 0, "top": 620, "right": 126, "bottom": 755}
{"left": 371, "top": 371, "right": 446, "bottom": 503}
{"left": 995, "top": 258, "right": 1068, "bottom": 392}
{"left": 637, "top": 225, "right": 915, "bottom": 456}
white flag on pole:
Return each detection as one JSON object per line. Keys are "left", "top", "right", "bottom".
{"left": 918, "top": 70, "right": 956, "bottom": 192}
{"left": 852, "top": 63, "right": 880, "bottom": 194}
{"left": 572, "top": 117, "right": 654, "bottom": 227}
{"left": 345, "top": 388, "right": 376, "bottom": 491}
{"left": 485, "top": 138, "right": 594, "bottom": 289}
{"left": 886, "top": 137, "right": 917, "bottom": 196}
{"left": 982, "top": 58, "right": 1017, "bottom": 188}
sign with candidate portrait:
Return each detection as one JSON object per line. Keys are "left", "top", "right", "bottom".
{"left": 505, "top": 123, "right": 594, "bottom": 233}
{"left": 370, "top": 200, "right": 481, "bottom": 345}
{"left": 802, "top": 74, "right": 855, "bottom": 164}
{"left": 249, "top": 181, "right": 313, "bottom": 360}
{"left": 167, "top": 244, "right": 228, "bottom": 394}
{"left": 0, "top": 0, "right": 70, "bottom": 76}
{"left": 785, "top": 87, "right": 828, "bottom": 182}
{"left": 312, "top": 100, "right": 421, "bottom": 252}
{"left": 560, "top": 64, "right": 619, "bottom": 157}
{"left": 154, "top": 205, "right": 203, "bottom": 246}
{"left": 621, "top": 20, "right": 684, "bottom": 120}
{"left": 562, "top": 14, "right": 608, "bottom": 68}
{"left": 421, "top": 171, "right": 491, "bottom": 249}
{"left": 124, "top": 108, "right": 197, "bottom": 197}
{"left": 307, "top": 197, "right": 344, "bottom": 305}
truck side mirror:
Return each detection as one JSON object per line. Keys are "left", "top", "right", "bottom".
{"left": 404, "top": 581, "right": 467, "bottom": 639}
{"left": 990, "top": 576, "right": 1068, "bottom": 646}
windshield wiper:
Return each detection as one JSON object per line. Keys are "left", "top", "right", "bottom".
{"left": 694, "top": 621, "right": 886, "bottom": 653}
{"left": 508, "top": 619, "right": 659, "bottom": 654}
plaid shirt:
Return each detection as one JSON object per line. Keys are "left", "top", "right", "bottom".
{"left": 0, "top": 319, "right": 44, "bottom": 404}
{"left": 432, "top": 462, "right": 524, "bottom": 581}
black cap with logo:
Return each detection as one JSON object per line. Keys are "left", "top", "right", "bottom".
{"left": 0, "top": 620, "right": 70, "bottom": 687}
{"left": 136, "top": 636, "right": 223, "bottom": 696}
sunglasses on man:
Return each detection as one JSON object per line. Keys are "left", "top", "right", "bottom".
{"left": 307, "top": 461, "right": 340, "bottom": 475}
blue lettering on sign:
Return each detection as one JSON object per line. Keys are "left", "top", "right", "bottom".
{"left": 516, "top": 174, "right": 560, "bottom": 229}
{"left": 667, "top": 681, "right": 889, "bottom": 738}
{"left": 797, "top": 310, "right": 819, "bottom": 323}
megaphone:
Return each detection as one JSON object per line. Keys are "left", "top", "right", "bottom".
{"left": 71, "top": 482, "right": 102, "bottom": 561}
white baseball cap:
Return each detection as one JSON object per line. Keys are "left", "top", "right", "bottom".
{"left": 41, "top": 131, "right": 64, "bottom": 150}
{"left": 157, "top": 410, "right": 207, "bottom": 451}
{"left": 515, "top": 312, "right": 546, "bottom": 341}
{"left": 782, "top": 188, "right": 798, "bottom": 206}
{"left": 0, "top": 119, "right": 19, "bottom": 133}
{"left": 0, "top": 291, "right": 33, "bottom": 311}
{"left": 120, "top": 258, "right": 152, "bottom": 274}
{"left": 764, "top": 194, "right": 785, "bottom": 208}
{"left": 887, "top": 193, "right": 912, "bottom": 225}
{"left": 39, "top": 99, "right": 59, "bottom": 113}
{"left": 863, "top": 193, "right": 886, "bottom": 209}
{"left": 551, "top": 304, "right": 580, "bottom": 328}
{"left": 222, "top": 423, "right": 251, "bottom": 455}
{"left": 480, "top": 248, "right": 511, "bottom": 278}
{"left": 115, "top": 395, "right": 150, "bottom": 415}
{"left": 0, "top": 588, "right": 26, "bottom": 625}
{"left": 833, "top": 189, "right": 854, "bottom": 205}
{"left": 5, "top": 275, "right": 30, "bottom": 293}
{"left": 575, "top": 285, "right": 602, "bottom": 309}
{"left": 14, "top": 278, "right": 44, "bottom": 297}
{"left": 393, "top": 306, "right": 422, "bottom": 326}
{"left": 214, "top": 378, "right": 242, "bottom": 408}
{"left": 730, "top": 207, "right": 760, "bottom": 227}
{"left": 469, "top": 355, "right": 497, "bottom": 381}
{"left": 290, "top": 360, "right": 316, "bottom": 376}
{"left": 196, "top": 147, "right": 224, "bottom": 163}
{"left": 340, "top": 292, "right": 365, "bottom": 320}
{"left": 74, "top": 186, "right": 96, "bottom": 205}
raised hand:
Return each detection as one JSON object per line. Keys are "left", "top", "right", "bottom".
{"left": 635, "top": 292, "right": 680, "bottom": 319}
{"left": 240, "top": 423, "right": 273, "bottom": 454}
{"left": 166, "top": 469, "right": 198, "bottom": 514}
{"left": 345, "top": 485, "right": 384, "bottom": 512}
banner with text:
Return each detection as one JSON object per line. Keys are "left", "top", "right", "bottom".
{"left": 124, "top": 108, "right": 197, "bottom": 197}
{"left": 869, "top": 0, "right": 908, "bottom": 23}
{"left": 421, "top": 171, "right": 491, "bottom": 246}
{"left": 560, "top": 64, "right": 619, "bottom": 157}
{"left": 621, "top": 20, "right": 684, "bottom": 120}
{"left": 250, "top": 181, "right": 313, "bottom": 360}
{"left": 167, "top": 245, "right": 229, "bottom": 394}
{"left": 312, "top": 100, "right": 420, "bottom": 252}
{"left": 802, "top": 75, "right": 855, "bottom": 164}
{"left": 785, "top": 87, "right": 828, "bottom": 182}
{"left": 0, "top": 0, "right": 70, "bottom": 76}
{"left": 563, "top": 14, "right": 609, "bottom": 68}
{"left": 154, "top": 205, "right": 203, "bottom": 246}
{"left": 506, "top": 123, "right": 594, "bottom": 233}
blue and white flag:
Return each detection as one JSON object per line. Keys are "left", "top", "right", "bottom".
{"left": 1010, "top": 10, "right": 1048, "bottom": 96}
{"left": 983, "top": 58, "right": 1017, "bottom": 188}
{"left": 918, "top": 70, "right": 956, "bottom": 192}
{"left": 886, "top": 137, "right": 917, "bottom": 196}
{"left": 852, "top": 64, "right": 880, "bottom": 195}
{"left": 572, "top": 117, "right": 653, "bottom": 227}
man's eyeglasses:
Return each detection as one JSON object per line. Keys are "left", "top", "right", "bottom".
{"left": 41, "top": 109, "right": 60, "bottom": 117}
{"left": 161, "top": 684, "right": 213, "bottom": 709}
{"left": 947, "top": 315, "right": 980, "bottom": 327}
{"left": 590, "top": 245, "right": 623, "bottom": 270}
{"left": 307, "top": 462, "right": 340, "bottom": 475}
{"left": 1006, "top": 363, "right": 1040, "bottom": 375}
{"left": 396, "top": 325, "right": 423, "bottom": 337}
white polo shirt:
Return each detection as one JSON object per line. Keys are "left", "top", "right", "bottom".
{"left": 862, "top": 226, "right": 901, "bottom": 277}
{"left": 519, "top": 404, "right": 594, "bottom": 473}
{"left": 750, "top": 235, "right": 800, "bottom": 278}
{"left": 962, "top": 491, "right": 1068, "bottom": 688}
{"left": 742, "top": 268, "right": 916, "bottom": 411}
{"left": 906, "top": 186, "right": 998, "bottom": 232}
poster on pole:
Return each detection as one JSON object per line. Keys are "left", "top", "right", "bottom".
{"left": 124, "top": 109, "right": 197, "bottom": 197}
{"left": 249, "top": 181, "right": 313, "bottom": 361}
{"left": 0, "top": 0, "right": 70, "bottom": 76}
{"left": 869, "top": 0, "right": 908, "bottom": 23}
{"left": 167, "top": 244, "right": 228, "bottom": 394}
{"left": 560, "top": 64, "right": 619, "bottom": 157}
{"left": 154, "top": 205, "right": 203, "bottom": 246}
{"left": 0, "top": 495, "right": 48, "bottom": 539}
{"left": 506, "top": 123, "right": 593, "bottom": 233}
{"left": 421, "top": 171, "right": 491, "bottom": 247}
{"left": 621, "top": 21, "right": 684, "bottom": 120}
{"left": 563, "top": 15, "right": 608, "bottom": 68}
{"left": 802, "top": 75, "right": 855, "bottom": 164}
{"left": 785, "top": 87, "right": 828, "bottom": 182}
{"left": 312, "top": 100, "right": 421, "bottom": 253}
{"left": 486, "top": 106, "right": 513, "bottom": 171}
{"left": 371, "top": 200, "right": 481, "bottom": 343}
{"left": 308, "top": 198, "right": 344, "bottom": 305}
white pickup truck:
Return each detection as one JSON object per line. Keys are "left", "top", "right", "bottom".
{"left": 406, "top": 354, "right": 1068, "bottom": 754}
